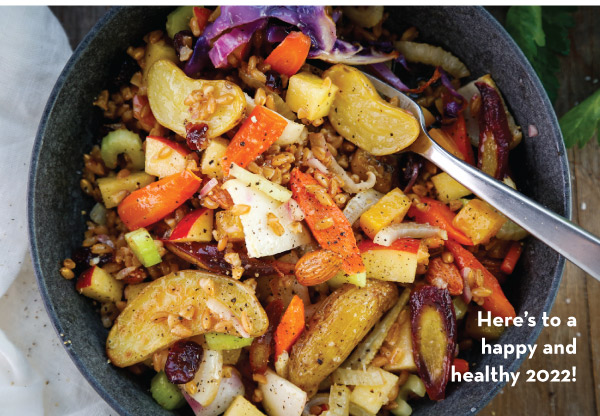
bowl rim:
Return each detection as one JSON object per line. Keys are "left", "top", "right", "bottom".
{"left": 28, "top": 5, "right": 571, "bottom": 415}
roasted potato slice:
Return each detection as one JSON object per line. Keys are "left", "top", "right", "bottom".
{"left": 106, "top": 270, "right": 268, "bottom": 367}
{"left": 325, "top": 64, "right": 420, "bottom": 156}
{"left": 147, "top": 59, "right": 246, "bottom": 138}
{"left": 288, "top": 280, "right": 398, "bottom": 396}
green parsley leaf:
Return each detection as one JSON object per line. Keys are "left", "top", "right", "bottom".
{"left": 505, "top": 6, "right": 545, "bottom": 59}
{"left": 559, "top": 88, "right": 600, "bottom": 148}
{"left": 543, "top": 6, "right": 576, "bottom": 55}
{"left": 505, "top": 6, "right": 576, "bottom": 103}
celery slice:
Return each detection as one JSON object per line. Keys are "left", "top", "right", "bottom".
{"left": 205, "top": 332, "right": 254, "bottom": 351}
{"left": 100, "top": 129, "right": 144, "bottom": 170}
{"left": 166, "top": 6, "right": 194, "bottom": 39}
{"left": 453, "top": 296, "right": 468, "bottom": 320}
{"left": 391, "top": 374, "right": 426, "bottom": 416}
{"left": 90, "top": 203, "right": 107, "bottom": 225}
{"left": 125, "top": 228, "right": 162, "bottom": 267}
{"left": 150, "top": 371, "right": 186, "bottom": 410}
{"left": 327, "top": 270, "right": 367, "bottom": 289}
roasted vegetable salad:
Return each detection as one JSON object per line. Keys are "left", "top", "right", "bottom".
{"left": 62, "top": 6, "right": 528, "bottom": 416}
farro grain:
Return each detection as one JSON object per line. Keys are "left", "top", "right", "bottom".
{"left": 252, "top": 373, "right": 267, "bottom": 384}
{"left": 267, "top": 212, "right": 285, "bottom": 236}
{"left": 253, "top": 388, "right": 264, "bottom": 403}
{"left": 265, "top": 94, "right": 276, "bottom": 110}
{"left": 315, "top": 217, "right": 334, "bottom": 230}
{"left": 60, "top": 267, "right": 75, "bottom": 280}
{"left": 63, "top": 258, "right": 76, "bottom": 269}
{"left": 213, "top": 321, "right": 231, "bottom": 333}
{"left": 442, "top": 252, "right": 454, "bottom": 264}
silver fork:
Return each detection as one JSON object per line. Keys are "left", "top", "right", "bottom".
{"left": 364, "top": 73, "right": 600, "bottom": 281}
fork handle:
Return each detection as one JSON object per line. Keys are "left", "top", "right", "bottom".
{"left": 422, "top": 139, "right": 600, "bottom": 281}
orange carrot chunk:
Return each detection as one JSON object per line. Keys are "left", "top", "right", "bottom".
{"left": 445, "top": 240, "right": 516, "bottom": 319}
{"left": 408, "top": 196, "right": 473, "bottom": 246}
{"left": 117, "top": 169, "right": 202, "bottom": 230}
{"left": 274, "top": 295, "right": 305, "bottom": 358}
{"left": 264, "top": 32, "right": 311, "bottom": 76}
{"left": 442, "top": 113, "right": 475, "bottom": 165}
{"left": 500, "top": 241, "right": 523, "bottom": 274}
{"left": 290, "top": 168, "right": 365, "bottom": 276}
{"left": 452, "top": 358, "right": 469, "bottom": 375}
{"left": 221, "top": 105, "right": 287, "bottom": 176}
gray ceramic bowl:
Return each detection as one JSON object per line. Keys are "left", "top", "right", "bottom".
{"left": 28, "top": 6, "right": 570, "bottom": 416}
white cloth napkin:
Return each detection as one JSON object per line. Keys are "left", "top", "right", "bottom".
{"left": 0, "top": 7, "right": 113, "bottom": 416}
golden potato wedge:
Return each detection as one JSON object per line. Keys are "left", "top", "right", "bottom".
{"left": 288, "top": 280, "right": 398, "bottom": 397}
{"left": 324, "top": 64, "right": 420, "bottom": 156}
{"left": 147, "top": 59, "right": 246, "bottom": 138}
{"left": 106, "top": 270, "right": 268, "bottom": 367}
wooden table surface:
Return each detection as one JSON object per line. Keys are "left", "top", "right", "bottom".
{"left": 50, "top": 6, "right": 600, "bottom": 416}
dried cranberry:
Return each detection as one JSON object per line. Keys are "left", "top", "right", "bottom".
{"left": 264, "top": 70, "right": 282, "bottom": 94}
{"left": 164, "top": 340, "right": 203, "bottom": 384}
{"left": 110, "top": 54, "right": 139, "bottom": 90}
{"left": 398, "top": 153, "right": 424, "bottom": 193}
{"left": 186, "top": 122, "right": 209, "bottom": 151}
{"left": 73, "top": 247, "right": 113, "bottom": 274}
{"left": 72, "top": 247, "right": 93, "bottom": 269}
{"left": 173, "top": 30, "right": 194, "bottom": 61}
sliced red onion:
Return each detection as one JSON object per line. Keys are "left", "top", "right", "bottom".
{"left": 183, "top": 368, "right": 244, "bottom": 416}
{"left": 461, "top": 267, "right": 473, "bottom": 304}
{"left": 199, "top": 178, "right": 218, "bottom": 198}
{"left": 116, "top": 266, "right": 137, "bottom": 280}
{"left": 206, "top": 298, "right": 250, "bottom": 338}
{"left": 185, "top": 349, "right": 224, "bottom": 408}
{"left": 373, "top": 223, "right": 448, "bottom": 246}
{"left": 310, "top": 39, "right": 399, "bottom": 64}
{"left": 528, "top": 124, "right": 539, "bottom": 137}
{"left": 209, "top": 19, "right": 266, "bottom": 68}
{"left": 302, "top": 394, "right": 329, "bottom": 416}
{"left": 96, "top": 234, "right": 114, "bottom": 248}
{"left": 278, "top": 198, "right": 305, "bottom": 225}
{"left": 307, "top": 157, "right": 329, "bottom": 174}
{"left": 329, "top": 156, "right": 376, "bottom": 193}
{"left": 342, "top": 188, "right": 384, "bottom": 225}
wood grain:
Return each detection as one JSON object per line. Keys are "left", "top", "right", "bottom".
{"left": 50, "top": 6, "right": 599, "bottom": 415}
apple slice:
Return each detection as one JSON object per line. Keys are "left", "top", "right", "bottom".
{"left": 145, "top": 136, "right": 191, "bottom": 178}
{"left": 169, "top": 209, "right": 214, "bottom": 243}
{"left": 359, "top": 239, "right": 420, "bottom": 283}
{"left": 76, "top": 266, "right": 123, "bottom": 303}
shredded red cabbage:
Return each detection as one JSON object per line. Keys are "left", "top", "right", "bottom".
{"left": 369, "top": 62, "right": 410, "bottom": 91}
{"left": 189, "top": 6, "right": 397, "bottom": 70}
{"left": 184, "top": 36, "right": 211, "bottom": 76}
{"left": 208, "top": 19, "right": 267, "bottom": 68}
{"left": 395, "top": 54, "right": 409, "bottom": 70}
{"left": 204, "top": 6, "right": 336, "bottom": 52}
{"left": 440, "top": 69, "right": 466, "bottom": 118}
{"left": 266, "top": 25, "right": 289, "bottom": 43}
